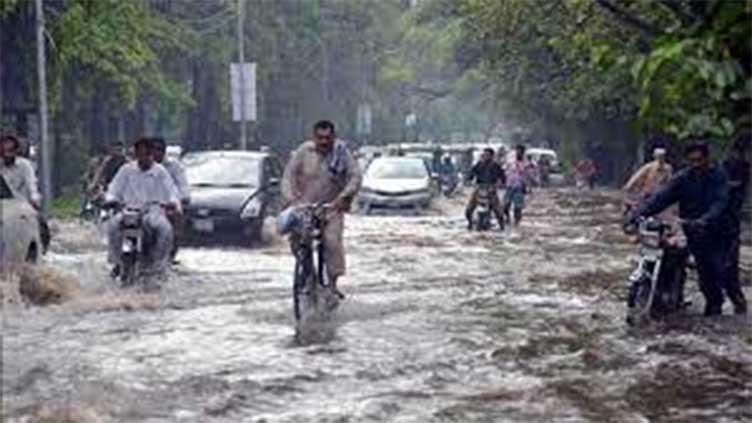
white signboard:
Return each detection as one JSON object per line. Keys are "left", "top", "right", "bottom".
{"left": 405, "top": 113, "right": 417, "bottom": 128}
{"left": 357, "top": 103, "right": 372, "bottom": 135}
{"left": 231, "top": 62, "right": 257, "bottom": 122}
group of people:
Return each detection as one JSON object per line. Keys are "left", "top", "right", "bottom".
{"left": 625, "top": 133, "right": 750, "bottom": 316}
{"left": 2, "top": 123, "right": 748, "bottom": 317}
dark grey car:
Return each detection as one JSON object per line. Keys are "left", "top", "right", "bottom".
{"left": 182, "top": 150, "right": 283, "bottom": 245}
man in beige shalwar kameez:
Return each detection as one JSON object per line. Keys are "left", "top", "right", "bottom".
{"left": 281, "top": 120, "right": 362, "bottom": 295}
{"left": 623, "top": 147, "right": 675, "bottom": 220}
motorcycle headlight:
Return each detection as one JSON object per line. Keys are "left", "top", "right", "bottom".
{"left": 240, "top": 198, "right": 262, "bottom": 219}
{"left": 640, "top": 232, "right": 661, "bottom": 248}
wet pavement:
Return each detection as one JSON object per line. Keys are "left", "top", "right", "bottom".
{"left": 2, "top": 188, "right": 751, "bottom": 422}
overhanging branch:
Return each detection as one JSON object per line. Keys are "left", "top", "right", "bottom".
{"left": 595, "top": 0, "right": 660, "bottom": 36}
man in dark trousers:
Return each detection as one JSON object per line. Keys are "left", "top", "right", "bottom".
{"left": 722, "top": 131, "right": 750, "bottom": 314}
{"left": 465, "top": 148, "right": 506, "bottom": 231}
{"left": 631, "top": 141, "right": 732, "bottom": 316}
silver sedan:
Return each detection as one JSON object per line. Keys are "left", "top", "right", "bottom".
{"left": 0, "top": 176, "right": 41, "bottom": 267}
{"left": 358, "top": 157, "right": 436, "bottom": 214}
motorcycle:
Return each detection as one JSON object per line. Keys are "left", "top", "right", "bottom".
{"left": 440, "top": 173, "right": 458, "bottom": 197}
{"left": 473, "top": 184, "right": 494, "bottom": 231}
{"left": 118, "top": 206, "right": 149, "bottom": 286}
{"left": 624, "top": 217, "right": 689, "bottom": 326}
{"left": 107, "top": 202, "right": 168, "bottom": 286}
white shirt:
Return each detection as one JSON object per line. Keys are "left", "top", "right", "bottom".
{"left": 105, "top": 162, "right": 179, "bottom": 208}
{"left": 0, "top": 157, "right": 41, "bottom": 205}
{"left": 162, "top": 159, "right": 190, "bottom": 202}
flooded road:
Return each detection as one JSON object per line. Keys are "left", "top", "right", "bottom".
{"left": 3, "top": 188, "right": 751, "bottom": 423}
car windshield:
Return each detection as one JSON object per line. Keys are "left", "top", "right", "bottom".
{"left": 184, "top": 155, "right": 261, "bottom": 187}
{"left": 367, "top": 159, "right": 428, "bottom": 179}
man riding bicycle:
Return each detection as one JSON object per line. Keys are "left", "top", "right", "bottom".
{"left": 281, "top": 120, "right": 362, "bottom": 297}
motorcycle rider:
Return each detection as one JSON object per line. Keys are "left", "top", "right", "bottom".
{"left": 629, "top": 141, "right": 734, "bottom": 316}
{"left": 93, "top": 141, "right": 128, "bottom": 195}
{"left": 0, "top": 135, "right": 41, "bottom": 207}
{"left": 465, "top": 148, "right": 506, "bottom": 231}
{"left": 504, "top": 145, "right": 532, "bottom": 226}
{"left": 623, "top": 147, "right": 674, "bottom": 216}
{"left": 438, "top": 155, "right": 458, "bottom": 195}
{"left": 575, "top": 158, "right": 597, "bottom": 189}
{"left": 721, "top": 131, "right": 750, "bottom": 314}
{"left": 151, "top": 137, "right": 190, "bottom": 262}
{"left": 538, "top": 154, "right": 552, "bottom": 188}
{"left": 104, "top": 137, "right": 181, "bottom": 277}
{"left": 623, "top": 147, "right": 673, "bottom": 197}
{"left": 281, "top": 120, "right": 362, "bottom": 298}
{"left": 0, "top": 134, "right": 50, "bottom": 253}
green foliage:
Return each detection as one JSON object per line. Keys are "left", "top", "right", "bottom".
{"left": 50, "top": 189, "right": 80, "bottom": 220}
{"left": 52, "top": 0, "right": 192, "bottom": 111}
{"left": 393, "top": 0, "right": 750, "bottom": 147}
{"left": 0, "top": 0, "right": 20, "bottom": 17}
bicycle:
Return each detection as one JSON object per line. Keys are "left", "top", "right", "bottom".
{"left": 281, "top": 203, "right": 338, "bottom": 321}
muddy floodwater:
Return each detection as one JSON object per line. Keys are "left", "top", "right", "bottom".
{"left": 3, "top": 189, "right": 751, "bottom": 423}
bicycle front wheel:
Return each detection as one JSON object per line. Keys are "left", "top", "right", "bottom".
{"left": 293, "top": 258, "right": 305, "bottom": 321}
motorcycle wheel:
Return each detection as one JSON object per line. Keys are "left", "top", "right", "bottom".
{"left": 120, "top": 253, "right": 137, "bottom": 287}
{"left": 626, "top": 277, "right": 653, "bottom": 326}
{"left": 477, "top": 212, "right": 490, "bottom": 231}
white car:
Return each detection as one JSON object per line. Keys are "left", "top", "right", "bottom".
{"left": 359, "top": 157, "right": 436, "bottom": 213}
{"left": 0, "top": 176, "right": 41, "bottom": 266}
{"left": 525, "top": 147, "right": 560, "bottom": 170}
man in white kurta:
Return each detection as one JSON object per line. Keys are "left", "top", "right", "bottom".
{"left": 281, "top": 121, "right": 362, "bottom": 294}
{"left": 0, "top": 135, "right": 41, "bottom": 207}
{"left": 105, "top": 138, "right": 180, "bottom": 273}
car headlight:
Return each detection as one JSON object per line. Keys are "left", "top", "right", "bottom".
{"left": 240, "top": 198, "right": 262, "bottom": 219}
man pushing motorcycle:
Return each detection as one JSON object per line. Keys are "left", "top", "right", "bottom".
{"left": 104, "top": 137, "right": 181, "bottom": 279}
{"left": 628, "top": 141, "right": 743, "bottom": 316}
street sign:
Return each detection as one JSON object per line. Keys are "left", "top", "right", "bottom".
{"left": 230, "top": 62, "right": 257, "bottom": 122}
{"left": 357, "top": 103, "right": 372, "bottom": 135}
{"left": 405, "top": 113, "right": 417, "bottom": 128}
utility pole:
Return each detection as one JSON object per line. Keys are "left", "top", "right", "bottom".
{"left": 35, "top": 0, "right": 52, "bottom": 212}
{"left": 236, "top": 0, "right": 247, "bottom": 150}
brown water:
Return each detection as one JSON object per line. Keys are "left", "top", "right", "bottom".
{"left": 3, "top": 188, "right": 751, "bottom": 422}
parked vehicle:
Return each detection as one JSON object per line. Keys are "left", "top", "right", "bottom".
{"left": 166, "top": 145, "right": 183, "bottom": 161}
{"left": 183, "top": 150, "right": 283, "bottom": 244}
{"left": 358, "top": 157, "right": 436, "bottom": 214}
{"left": 0, "top": 176, "right": 41, "bottom": 266}
{"left": 525, "top": 148, "right": 560, "bottom": 170}
{"left": 624, "top": 217, "right": 688, "bottom": 326}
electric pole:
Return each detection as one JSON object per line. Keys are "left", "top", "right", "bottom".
{"left": 236, "top": 0, "right": 247, "bottom": 150}
{"left": 35, "top": 0, "right": 52, "bottom": 211}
